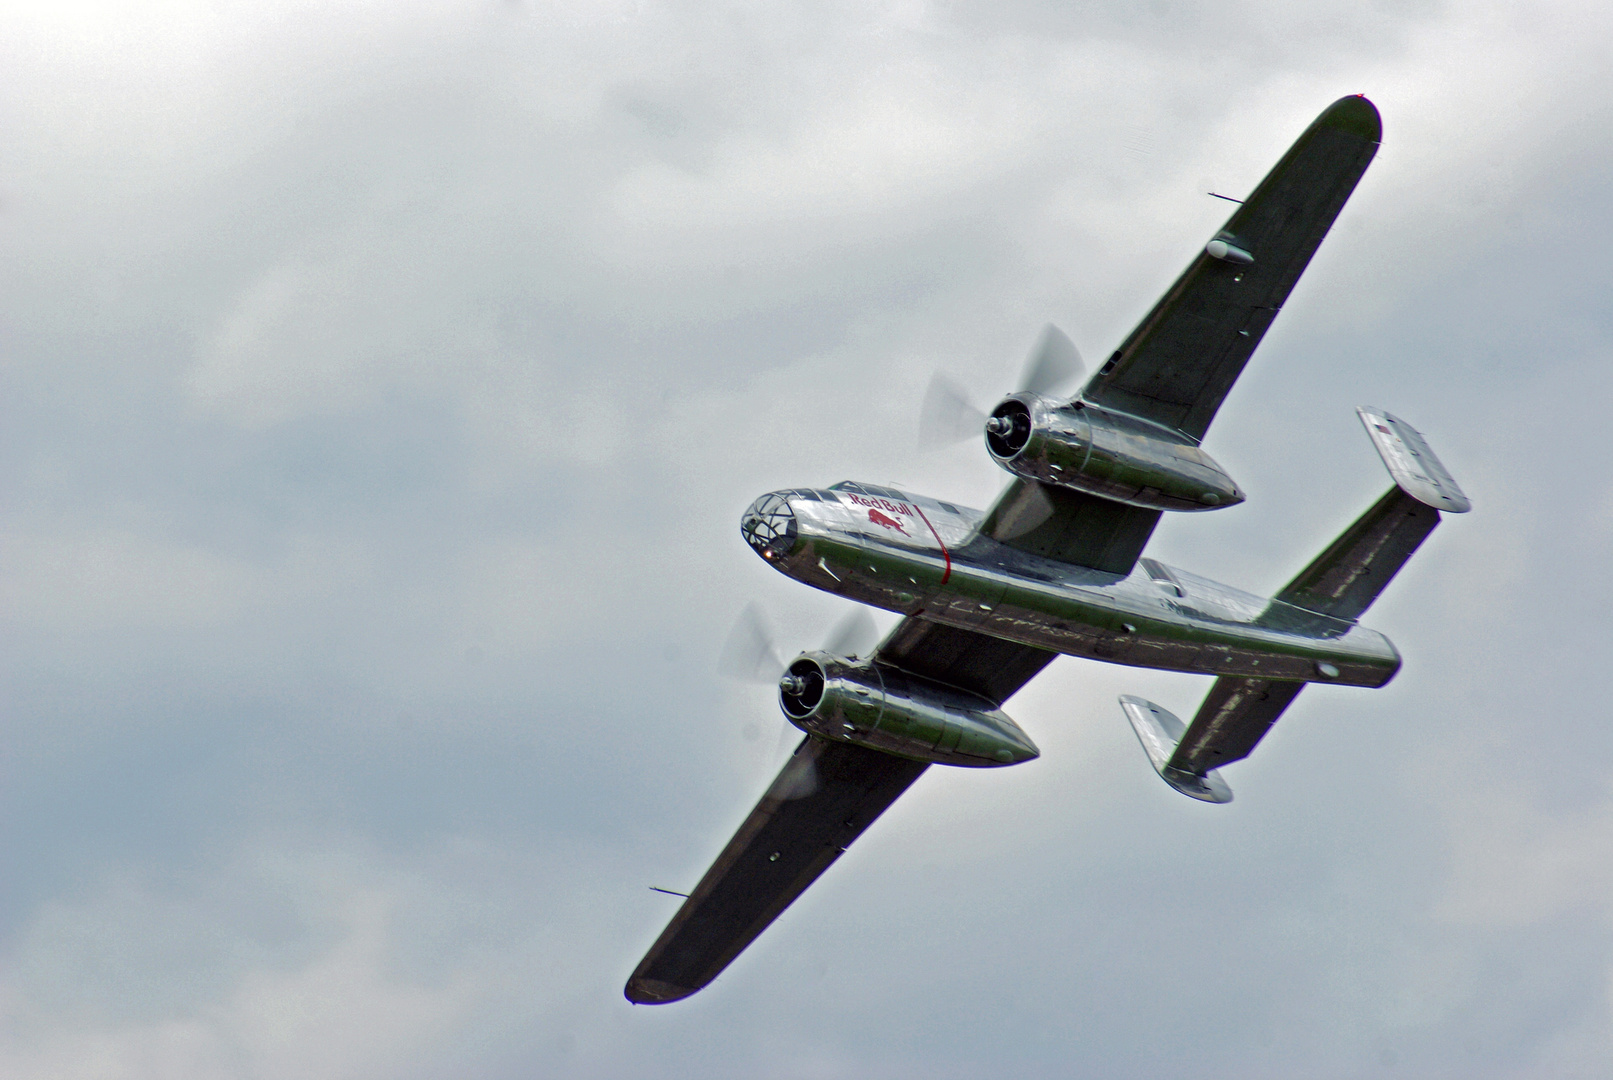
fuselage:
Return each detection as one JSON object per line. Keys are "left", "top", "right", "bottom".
{"left": 742, "top": 481, "right": 1400, "bottom": 688}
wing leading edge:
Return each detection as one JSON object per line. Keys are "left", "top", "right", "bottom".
{"left": 625, "top": 737, "right": 928, "bottom": 1003}
{"left": 1082, "top": 95, "right": 1382, "bottom": 443}
{"left": 976, "top": 97, "right": 1381, "bottom": 584}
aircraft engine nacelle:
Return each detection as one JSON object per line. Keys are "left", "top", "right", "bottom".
{"left": 985, "top": 394, "right": 1245, "bottom": 511}
{"left": 777, "top": 654, "right": 1039, "bottom": 768}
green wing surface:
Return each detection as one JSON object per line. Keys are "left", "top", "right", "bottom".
{"left": 971, "top": 98, "right": 1381, "bottom": 580}
{"left": 1081, "top": 95, "right": 1381, "bottom": 442}
{"left": 1272, "top": 487, "right": 1442, "bottom": 623}
{"left": 874, "top": 615, "right": 1057, "bottom": 705}
{"left": 625, "top": 738, "right": 928, "bottom": 1004}
{"left": 1165, "top": 677, "right": 1306, "bottom": 776}
{"left": 978, "top": 478, "right": 1162, "bottom": 577}
{"left": 626, "top": 617, "right": 1057, "bottom": 1005}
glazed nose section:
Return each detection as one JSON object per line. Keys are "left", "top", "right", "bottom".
{"left": 741, "top": 491, "right": 799, "bottom": 561}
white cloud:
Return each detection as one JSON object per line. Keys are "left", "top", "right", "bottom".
{"left": 0, "top": 845, "right": 476, "bottom": 1080}
{"left": 2, "top": 523, "right": 269, "bottom": 631}
{"left": 8, "top": 0, "right": 1613, "bottom": 1075}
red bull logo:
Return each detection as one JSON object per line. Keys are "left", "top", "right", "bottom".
{"left": 867, "top": 508, "right": 909, "bottom": 535}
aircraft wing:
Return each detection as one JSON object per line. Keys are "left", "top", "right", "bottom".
{"left": 978, "top": 478, "right": 1162, "bottom": 577}
{"left": 974, "top": 97, "right": 1381, "bottom": 580}
{"left": 625, "top": 736, "right": 928, "bottom": 1004}
{"left": 1080, "top": 95, "right": 1382, "bottom": 442}
{"left": 873, "top": 613, "right": 1057, "bottom": 704}
{"left": 627, "top": 617, "right": 1055, "bottom": 1004}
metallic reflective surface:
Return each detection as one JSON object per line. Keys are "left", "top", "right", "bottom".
{"left": 777, "top": 653, "right": 1039, "bottom": 767}
{"left": 744, "top": 483, "right": 1400, "bottom": 688}
{"left": 1204, "top": 236, "right": 1255, "bottom": 264}
{"left": 1358, "top": 406, "right": 1471, "bottom": 513}
{"left": 1119, "top": 696, "right": 1233, "bottom": 803}
{"left": 741, "top": 492, "right": 798, "bottom": 559}
{"left": 631, "top": 96, "right": 1448, "bottom": 1006}
{"left": 986, "top": 395, "right": 1244, "bottom": 511}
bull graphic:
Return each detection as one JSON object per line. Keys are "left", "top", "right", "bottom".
{"left": 867, "top": 508, "right": 909, "bottom": 535}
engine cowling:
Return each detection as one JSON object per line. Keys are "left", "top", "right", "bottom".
{"left": 985, "top": 394, "right": 1244, "bottom": 511}
{"left": 777, "top": 654, "right": 1039, "bottom": 767}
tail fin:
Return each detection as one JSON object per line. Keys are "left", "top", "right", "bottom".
{"left": 1122, "top": 408, "right": 1468, "bottom": 800}
{"left": 1356, "top": 407, "right": 1470, "bottom": 514}
{"left": 1120, "top": 696, "right": 1234, "bottom": 803}
{"left": 1275, "top": 409, "right": 1469, "bottom": 621}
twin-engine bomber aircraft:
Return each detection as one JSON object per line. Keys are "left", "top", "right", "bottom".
{"left": 626, "top": 95, "right": 1468, "bottom": 1004}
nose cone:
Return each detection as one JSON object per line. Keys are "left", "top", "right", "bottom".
{"left": 741, "top": 491, "right": 799, "bottom": 561}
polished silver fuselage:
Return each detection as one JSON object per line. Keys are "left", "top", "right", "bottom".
{"left": 745, "top": 483, "right": 1400, "bottom": 688}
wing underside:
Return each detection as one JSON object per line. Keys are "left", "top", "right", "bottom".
{"left": 979, "top": 478, "right": 1162, "bottom": 577}
{"left": 978, "top": 98, "right": 1380, "bottom": 580}
{"left": 626, "top": 617, "right": 1054, "bottom": 1004}
{"left": 625, "top": 737, "right": 928, "bottom": 1003}
{"left": 1080, "top": 95, "right": 1381, "bottom": 442}
{"left": 874, "top": 614, "right": 1057, "bottom": 705}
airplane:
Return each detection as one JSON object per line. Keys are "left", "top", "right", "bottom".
{"left": 625, "top": 94, "right": 1468, "bottom": 1005}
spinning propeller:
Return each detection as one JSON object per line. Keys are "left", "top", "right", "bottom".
{"left": 917, "top": 323, "right": 1086, "bottom": 450}
{"left": 719, "top": 602, "right": 880, "bottom": 686}
{"left": 718, "top": 602, "right": 882, "bottom": 797}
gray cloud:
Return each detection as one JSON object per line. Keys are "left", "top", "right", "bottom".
{"left": 5, "top": 1, "right": 1613, "bottom": 1076}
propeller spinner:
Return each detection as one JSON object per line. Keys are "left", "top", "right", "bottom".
{"left": 718, "top": 603, "right": 882, "bottom": 789}
{"left": 918, "top": 324, "right": 1086, "bottom": 450}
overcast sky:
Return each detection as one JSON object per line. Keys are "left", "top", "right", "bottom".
{"left": 5, "top": 1, "right": 1613, "bottom": 1077}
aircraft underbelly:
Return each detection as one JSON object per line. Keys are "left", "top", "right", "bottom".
{"left": 790, "top": 532, "right": 1399, "bottom": 688}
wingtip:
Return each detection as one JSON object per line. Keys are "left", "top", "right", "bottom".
{"left": 624, "top": 976, "right": 699, "bottom": 1005}
{"left": 1319, "top": 94, "right": 1382, "bottom": 142}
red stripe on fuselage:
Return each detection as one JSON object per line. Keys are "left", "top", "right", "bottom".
{"left": 910, "top": 503, "right": 951, "bottom": 585}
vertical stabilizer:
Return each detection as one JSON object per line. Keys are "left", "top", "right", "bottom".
{"left": 1119, "top": 695, "right": 1233, "bottom": 803}
{"left": 1357, "top": 407, "right": 1470, "bottom": 513}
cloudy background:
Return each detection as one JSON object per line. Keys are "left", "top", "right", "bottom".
{"left": 4, "top": 1, "right": 1613, "bottom": 1076}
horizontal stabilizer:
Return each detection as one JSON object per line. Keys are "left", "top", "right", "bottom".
{"left": 1166, "top": 677, "right": 1305, "bottom": 775}
{"left": 1146, "top": 409, "right": 1468, "bottom": 788}
{"left": 1277, "top": 408, "right": 1466, "bottom": 622}
{"left": 1119, "top": 695, "right": 1233, "bottom": 803}
{"left": 1273, "top": 487, "right": 1439, "bottom": 623}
